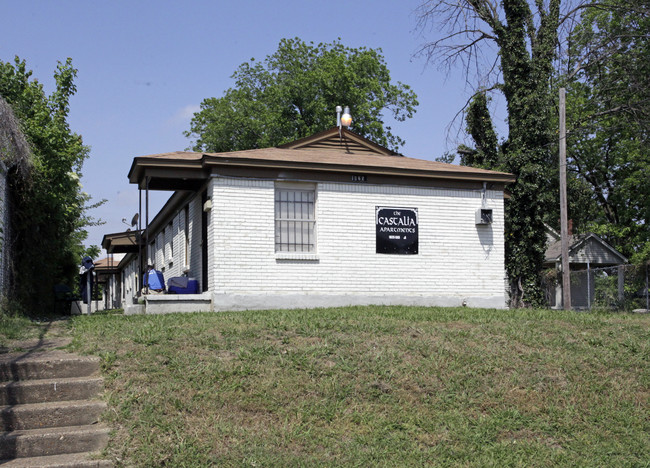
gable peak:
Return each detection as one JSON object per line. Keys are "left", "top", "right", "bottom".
{"left": 278, "top": 127, "right": 401, "bottom": 156}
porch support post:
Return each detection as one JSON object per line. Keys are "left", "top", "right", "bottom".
{"left": 138, "top": 186, "right": 143, "bottom": 296}
{"left": 145, "top": 175, "right": 150, "bottom": 270}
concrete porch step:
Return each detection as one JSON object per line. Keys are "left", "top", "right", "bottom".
{"left": 0, "top": 351, "right": 100, "bottom": 381}
{"left": 0, "top": 329, "right": 111, "bottom": 465}
{"left": 0, "top": 451, "right": 111, "bottom": 467}
{"left": 0, "top": 424, "right": 110, "bottom": 459}
{"left": 0, "top": 400, "right": 107, "bottom": 431}
{"left": 0, "top": 377, "right": 104, "bottom": 405}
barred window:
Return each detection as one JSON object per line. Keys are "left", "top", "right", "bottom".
{"left": 275, "top": 188, "right": 316, "bottom": 252}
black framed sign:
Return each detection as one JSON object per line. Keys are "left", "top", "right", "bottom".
{"left": 376, "top": 206, "right": 418, "bottom": 254}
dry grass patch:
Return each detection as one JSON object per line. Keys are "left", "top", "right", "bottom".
{"left": 70, "top": 306, "right": 649, "bottom": 467}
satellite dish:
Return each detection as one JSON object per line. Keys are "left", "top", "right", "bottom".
{"left": 130, "top": 213, "right": 139, "bottom": 227}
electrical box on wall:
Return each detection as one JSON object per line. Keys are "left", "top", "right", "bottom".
{"left": 475, "top": 208, "right": 493, "bottom": 225}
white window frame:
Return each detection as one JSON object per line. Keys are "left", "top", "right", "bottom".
{"left": 274, "top": 183, "right": 317, "bottom": 255}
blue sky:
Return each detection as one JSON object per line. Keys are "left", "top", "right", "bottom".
{"left": 1, "top": 0, "right": 506, "bottom": 255}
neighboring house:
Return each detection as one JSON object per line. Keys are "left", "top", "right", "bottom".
{"left": 544, "top": 225, "right": 627, "bottom": 308}
{"left": 93, "top": 255, "right": 124, "bottom": 310}
{"left": 105, "top": 128, "right": 516, "bottom": 314}
{"left": 69, "top": 255, "right": 125, "bottom": 314}
{"left": 101, "top": 231, "right": 141, "bottom": 308}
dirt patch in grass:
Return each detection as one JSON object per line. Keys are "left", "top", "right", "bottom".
{"left": 498, "top": 428, "right": 564, "bottom": 450}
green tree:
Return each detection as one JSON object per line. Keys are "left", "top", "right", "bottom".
{"left": 0, "top": 57, "right": 103, "bottom": 313}
{"left": 186, "top": 38, "right": 418, "bottom": 153}
{"left": 418, "top": 0, "right": 563, "bottom": 306}
{"left": 461, "top": 92, "right": 499, "bottom": 169}
{"left": 564, "top": 0, "right": 650, "bottom": 262}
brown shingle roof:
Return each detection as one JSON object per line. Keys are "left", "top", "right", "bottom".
{"left": 131, "top": 148, "right": 514, "bottom": 181}
{"left": 204, "top": 147, "right": 512, "bottom": 178}
{"left": 94, "top": 257, "right": 121, "bottom": 274}
{"left": 129, "top": 128, "right": 515, "bottom": 184}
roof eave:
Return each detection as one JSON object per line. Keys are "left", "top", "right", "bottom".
{"left": 128, "top": 157, "right": 206, "bottom": 186}
{"left": 102, "top": 230, "right": 142, "bottom": 254}
{"left": 204, "top": 157, "right": 515, "bottom": 184}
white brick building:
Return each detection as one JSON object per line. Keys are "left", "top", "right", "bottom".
{"left": 104, "top": 128, "right": 515, "bottom": 313}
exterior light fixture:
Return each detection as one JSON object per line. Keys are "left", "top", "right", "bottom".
{"left": 336, "top": 105, "right": 352, "bottom": 130}
{"left": 341, "top": 106, "right": 352, "bottom": 127}
{"left": 203, "top": 198, "right": 212, "bottom": 212}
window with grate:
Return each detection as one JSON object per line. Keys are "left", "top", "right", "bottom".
{"left": 275, "top": 188, "right": 316, "bottom": 252}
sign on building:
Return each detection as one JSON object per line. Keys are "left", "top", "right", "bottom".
{"left": 376, "top": 207, "right": 418, "bottom": 254}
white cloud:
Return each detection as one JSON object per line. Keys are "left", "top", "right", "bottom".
{"left": 167, "top": 104, "right": 201, "bottom": 127}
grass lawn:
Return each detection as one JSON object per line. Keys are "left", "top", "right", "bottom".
{"left": 67, "top": 306, "right": 649, "bottom": 467}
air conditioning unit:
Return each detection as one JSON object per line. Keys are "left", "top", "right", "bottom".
{"left": 475, "top": 208, "right": 493, "bottom": 225}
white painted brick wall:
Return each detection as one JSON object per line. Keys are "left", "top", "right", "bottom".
{"left": 159, "top": 212, "right": 184, "bottom": 281}
{"left": 210, "top": 177, "right": 506, "bottom": 305}
{"left": 122, "top": 256, "right": 138, "bottom": 302}
{"left": 134, "top": 195, "right": 204, "bottom": 293}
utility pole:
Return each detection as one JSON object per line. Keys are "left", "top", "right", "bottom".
{"left": 559, "top": 88, "right": 571, "bottom": 310}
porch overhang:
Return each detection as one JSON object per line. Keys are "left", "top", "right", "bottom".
{"left": 128, "top": 156, "right": 209, "bottom": 190}
{"left": 102, "top": 230, "right": 142, "bottom": 254}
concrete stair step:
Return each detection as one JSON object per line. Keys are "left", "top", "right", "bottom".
{"left": 0, "top": 352, "right": 100, "bottom": 381}
{"left": 0, "top": 377, "right": 104, "bottom": 405}
{"left": 0, "top": 400, "right": 107, "bottom": 431}
{"left": 0, "top": 452, "right": 111, "bottom": 467}
{"left": 0, "top": 424, "right": 110, "bottom": 459}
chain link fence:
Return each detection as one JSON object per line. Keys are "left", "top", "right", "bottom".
{"left": 544, "top": 263, "right": 649, "bottom": 311}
